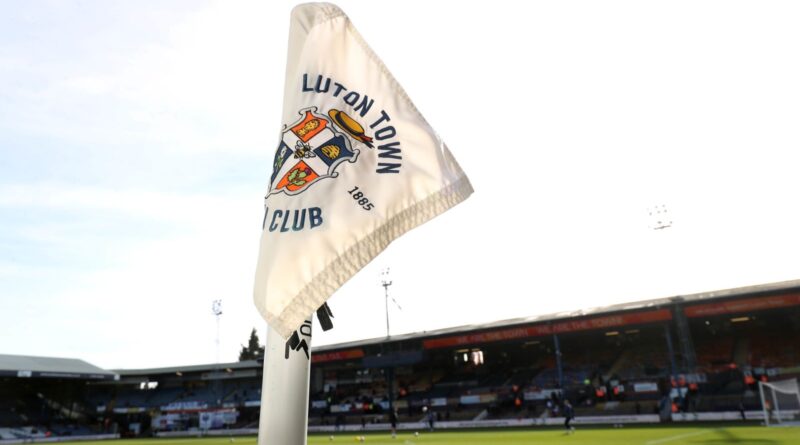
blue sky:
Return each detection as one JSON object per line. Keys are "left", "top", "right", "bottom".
{"left": 0, "top": 1, "right": 275, "bottom": 368}
{"left": 2, "top": 0, "right": 800, "bottom": 369}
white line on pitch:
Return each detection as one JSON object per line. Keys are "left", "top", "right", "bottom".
{"left": 644, "top": 430, "right": 712, "bottom": 445}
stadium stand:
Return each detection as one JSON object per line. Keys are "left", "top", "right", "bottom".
{"left": 3, "top": 279, "right": 800, "bottom": 437}
{"left": 0, "top": 355, "right": 118, "bottom": 440}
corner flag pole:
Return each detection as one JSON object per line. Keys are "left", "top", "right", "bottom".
{"left": 258, "top": 321, "right": 312, "bottom": 445}
{"left": 258, "top": 304, "right": 332, "bottom": 445}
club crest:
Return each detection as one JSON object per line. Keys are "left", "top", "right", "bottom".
{"left": 268, "top": 107, "right": 367, "bottom": 197}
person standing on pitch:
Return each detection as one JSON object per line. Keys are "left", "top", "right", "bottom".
{"left": 564, "top": 399, "right": 575, "bottom": 433}
{"left": 389, "top": 408, "right": 398, "bottom": 439}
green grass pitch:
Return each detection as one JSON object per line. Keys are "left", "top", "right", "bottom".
{"left": 72, "top": 425, "right": 799, "bottom": 445}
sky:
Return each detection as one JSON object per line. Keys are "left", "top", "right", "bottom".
{"left": 1, "top": 0, "right": 799, "bottom": 370}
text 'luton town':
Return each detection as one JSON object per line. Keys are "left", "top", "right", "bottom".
{"left": 302, "top": 73, "right": 402, "bottom": 174}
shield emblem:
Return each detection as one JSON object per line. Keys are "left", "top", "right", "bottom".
{"left": 268, "top": 108, "right": 359, "bottom": 196}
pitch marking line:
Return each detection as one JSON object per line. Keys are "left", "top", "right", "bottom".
{"left": 644, "top": 430, "right": 712, "bottom": 445}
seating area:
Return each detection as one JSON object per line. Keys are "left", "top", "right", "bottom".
{"left": 747, "top": 333, "right": 799, "bottom": 368}
{"left": 3, "top": 293, "right": 800, "bottom": 437}
{"left": 6, "top": 331, "right": 796, "bottom": 436}
{"left": 612, "top": 343, "right": 670, "bottom": 380}
{"left": 0, "top": 427, "right": 47, "bottom": 440}
{"left": 96, "top": 379, "right": 267, "bottom": 414}
{"left": 695, "top": 336, "right": 735, "bottom": 373}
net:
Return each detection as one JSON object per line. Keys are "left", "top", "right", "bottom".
{"left": 759, "top": 379, "right": 800, "bottom": 426}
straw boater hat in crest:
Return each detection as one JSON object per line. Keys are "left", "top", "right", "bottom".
{"left": 328, "top": 109, "right": 374, "bottom": 148}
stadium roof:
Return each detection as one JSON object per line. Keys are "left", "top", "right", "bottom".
{"left": 114, "top": 359, "right": 261, "bottom": 376}
{"left": 312, "top": 278, "right": 800, "bottom": 353}
{"left": 0, "top": 354, "right": 118, "bottom": 380}
{"left": 46, "top": 278, "right": 798, "bottom": 377}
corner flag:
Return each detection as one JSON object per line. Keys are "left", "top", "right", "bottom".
{"left": 253, "top": 2, "right": 473, "bottom": 340}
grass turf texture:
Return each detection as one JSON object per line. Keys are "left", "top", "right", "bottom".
{"left": 69, "top": 426, "right": 799, "bottom": 445}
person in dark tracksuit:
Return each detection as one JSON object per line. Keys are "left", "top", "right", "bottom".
{"left": 564, "top": 399, "right": 575, "bottom": 433}
{"left": 389, "top": 409, "right": 398, "bottom": 439}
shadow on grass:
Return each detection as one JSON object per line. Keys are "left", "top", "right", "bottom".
{"left": 697, "top": 428, "right": 778, "bottom": 444}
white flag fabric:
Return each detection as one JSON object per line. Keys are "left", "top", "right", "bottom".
{"left": 253, "top": 2, "right": 473, "bottom": 339}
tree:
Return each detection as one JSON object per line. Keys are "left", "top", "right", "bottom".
{"left": 239, "top": 328, "right": 265, "bottom": 361}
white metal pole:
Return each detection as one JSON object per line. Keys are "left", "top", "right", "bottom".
{"left": 772, "top": 387, "right": 781, "bottom": 424}
{"left": 384, "top": 286, "right": 390, "bottom": 338}
{"left": 795, "top": 379, "right": 800, "bottom": 414}
{"left": 258, "top": 320, "right": 312, "bottom": 445}
{"left": 759, "top": 381, "right": 769, "bottom": 426}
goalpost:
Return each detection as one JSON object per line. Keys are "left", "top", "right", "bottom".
{"left": 759, "top": 378, "right": 800, "bottom": 426}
